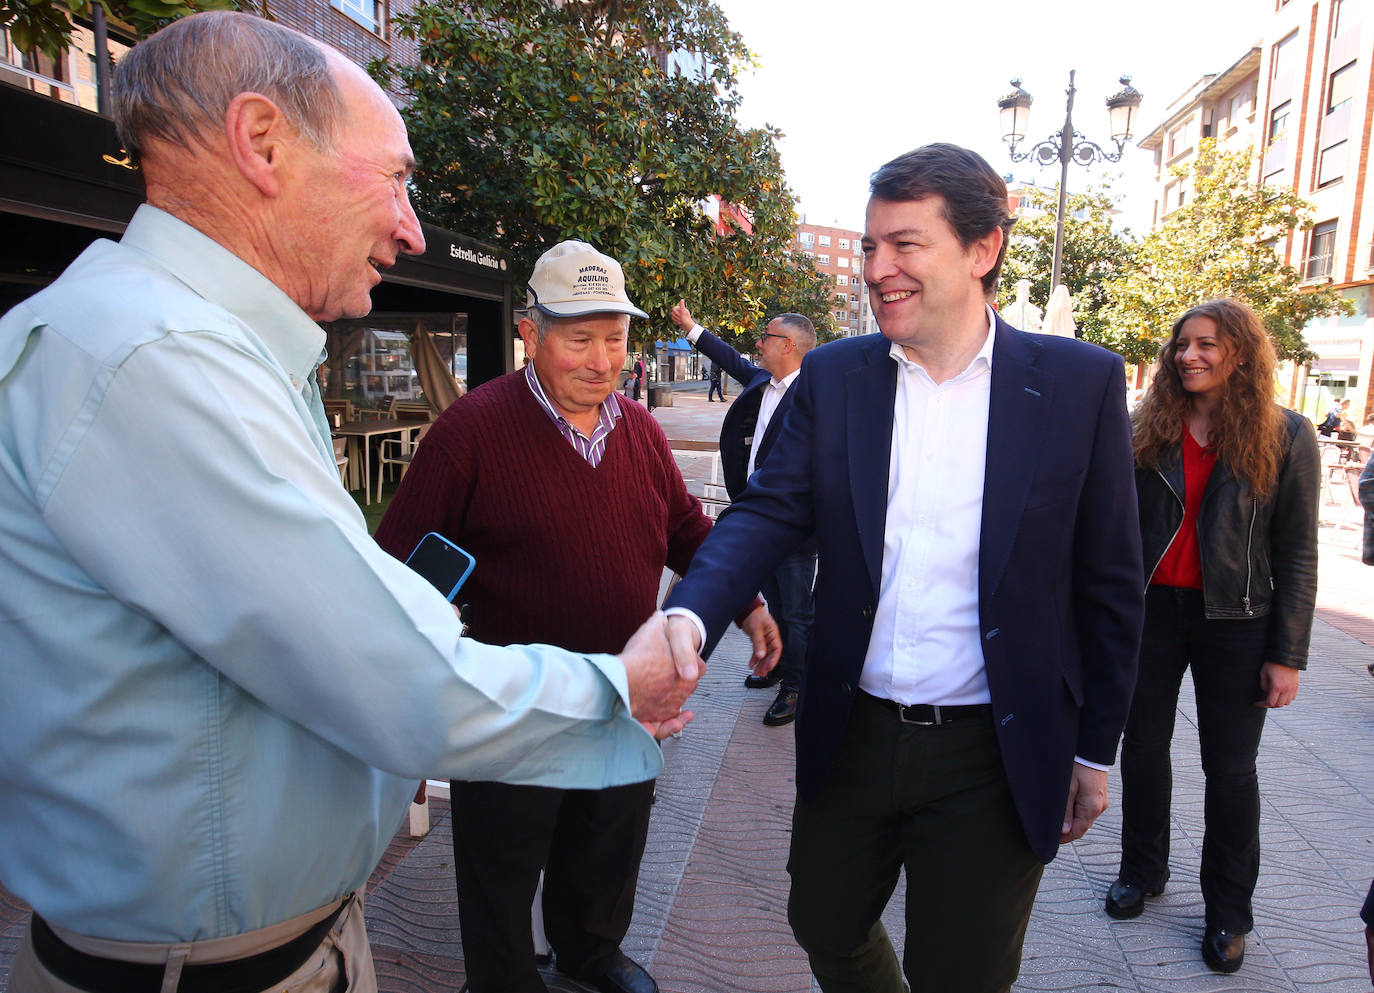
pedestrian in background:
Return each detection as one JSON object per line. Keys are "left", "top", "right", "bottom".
{"left": 671, "top": 299, "right": 818, "bottom": 726}
{"left": 1107, "top": 298, "right": 1319, "bottom": 975}
{"left": 706, "top": 359, "right": 724, "bottom": 402}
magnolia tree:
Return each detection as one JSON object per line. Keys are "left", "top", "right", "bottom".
{"left": 380, "top": 0, "right": 834, "bottom": 348}
{"left": 1105, "top": 139, "right": 1351, "bottom": 364}
{"left": 995, "top": 183, "right": 1139, "bottom": 353}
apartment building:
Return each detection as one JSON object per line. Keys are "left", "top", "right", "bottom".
{"left": 0, "top": 1, "right": 517, "bottom": 391}
{"left": 1138, "top": 0, "right": 1374, "bottom": 419}
{"left": 795, "top": 221, "right": 870, "bottom": 336}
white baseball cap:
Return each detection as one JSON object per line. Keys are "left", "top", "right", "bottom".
{"left": 526, "top": 240, "right": 648, "bottom": 319}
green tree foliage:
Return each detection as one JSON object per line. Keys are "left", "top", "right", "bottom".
{"left": 1105, "top": 139, "right": 1351, "bottom": 363}
{"left": 2, "top": 0, "right": 235, "bottom": 62}
{"left": 996, "top": 183, "right": 1138, "bottom": 350}
{"left": 381, "top": 0, "right": 833, "bottom": 348}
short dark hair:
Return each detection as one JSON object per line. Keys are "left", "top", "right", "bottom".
{"left": 869, "top": 143, "right": 1014, "bottom": 295}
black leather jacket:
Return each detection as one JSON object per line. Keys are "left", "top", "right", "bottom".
{"left": 1136, "top": 407, "right": 1319, "bottom": 669}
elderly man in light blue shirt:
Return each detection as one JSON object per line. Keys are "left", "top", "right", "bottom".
{"left": 0, "top": 12, "right": 698, "bottom": 993}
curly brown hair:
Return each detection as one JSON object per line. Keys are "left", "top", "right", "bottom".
{"left": 1133, "top": 299, "right": 1285, "bottom": 498}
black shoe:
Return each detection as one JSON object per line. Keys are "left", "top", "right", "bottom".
{"left": 560, "top": 950, "right": 658, "bottom": 993}
{"left": 763, "top": 687, "right": 799, "bottom": 726}
{"left": 1201, "top": 927, "right": 1245, "bottom": 974}
{"left": 744, "top": 669, "right": 782, "bottom": 689}
{"left": 1104, "top": 877, "right": 1165, "bottom": 919}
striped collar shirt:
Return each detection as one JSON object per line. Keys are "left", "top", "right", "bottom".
{"left": 524, "top": 362, "right": 622, "bottom": 467}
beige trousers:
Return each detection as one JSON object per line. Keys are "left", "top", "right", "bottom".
{"left": 10, "top": 892, "right": 376, "bottom": 993}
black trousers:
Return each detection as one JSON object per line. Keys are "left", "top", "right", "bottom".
{"left": 1118, "top": 585, "right": 1271, "bottom": 932}
{"left": 451, "top": 778, "right": 655, "bottom": 993}
{"left": 786, "top": 692, "right": 1042, "bottom": 993}
{"left": 758, "top": 548, "right": 816, "bottom": 692}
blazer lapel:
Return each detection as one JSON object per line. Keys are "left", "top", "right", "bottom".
{"left": 847, "top": 339, "right": 898, "bottom": 597}
{"left": 980, "top": 320, "right": 1053, "bottom": 601}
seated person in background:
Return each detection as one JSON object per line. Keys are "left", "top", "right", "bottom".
{"left": 1319, "top": 398, "right": 1351, "bottom": 437}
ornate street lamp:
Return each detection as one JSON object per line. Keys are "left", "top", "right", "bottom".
{"left": 998, "top": 71, "right": 1143, "bottom": 295}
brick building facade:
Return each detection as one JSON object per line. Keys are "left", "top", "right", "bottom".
{"left": 794, "top": 221, "right": 869, "bottom": 336}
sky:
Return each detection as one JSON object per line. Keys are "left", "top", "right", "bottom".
{"left": 714, "top": 0, "right": 1267, "bottom": 237}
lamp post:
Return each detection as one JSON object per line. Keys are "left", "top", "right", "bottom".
{"left": 997, "top": 72, "right": 1143, "bottom": 294}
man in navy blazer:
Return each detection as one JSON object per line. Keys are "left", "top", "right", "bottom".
{"left": 670, "top": 300, "right": 817, "bottom": 725}
{"left": 664, "top": 144, "right": 1144, "bottom": 993}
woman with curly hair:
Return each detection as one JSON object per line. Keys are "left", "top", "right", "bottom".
{"left": 1104, "top": 298, "right": 1319, "bottom": 974}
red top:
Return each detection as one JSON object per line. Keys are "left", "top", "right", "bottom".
{"left": 1151, "top": 426, "right": 1218, "bottom": 589}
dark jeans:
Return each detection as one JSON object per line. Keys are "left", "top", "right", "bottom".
{"left": 451, "top": 778, "right": 655, "bottom": 993}
{"left": 787, "top": 692, "right": 1042, "bottom": 993}
{"left": 707, "top": 378, "right": 723, "bottom": 401}
{"left": 758, "top": 548, "right": 816, "bottom": 692}
{"left": 1118, "top": 585, "right": 1271, "bottom": 933}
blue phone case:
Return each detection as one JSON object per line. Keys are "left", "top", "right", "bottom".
{"left": 405, "top": 532, "right": 476, "bottom": 602}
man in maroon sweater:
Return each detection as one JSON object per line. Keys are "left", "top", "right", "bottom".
{"left": 376, "top": 240, "right": 779, "bottom": 993}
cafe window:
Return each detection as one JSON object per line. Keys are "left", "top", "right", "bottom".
{"left": 323, "top": 313, "right": 469, "bottom": 411}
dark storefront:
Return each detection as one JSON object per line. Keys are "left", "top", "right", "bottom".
{"left": 0, "top": 82, "right": 515, "bottom": 397}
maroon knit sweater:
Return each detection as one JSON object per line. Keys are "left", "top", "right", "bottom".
{"left": 374, "top": 370, "right": 712, "bottom": 654}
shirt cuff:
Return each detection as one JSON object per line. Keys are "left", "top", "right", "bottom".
{"left": 1074, "top": 756, "right": 1110, "bottom": 772}
{"left": 686, "top": 325, "right": 704, "bottom": 344}
{"left": 662, "top": 606, "right": 707, "bottom": 650}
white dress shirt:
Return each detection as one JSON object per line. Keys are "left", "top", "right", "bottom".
{"left": 749, "top": 369, "right": 800, "bottom": 478}
{"left": 684, "top": 323, "right": 798, "bottom": 480}
{"left": 858, "top": 307, "right": 995, "bottom": 706}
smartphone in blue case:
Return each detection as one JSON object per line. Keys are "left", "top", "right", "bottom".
{"left": 405, "top": 532, "right": 476, "bottom": 602}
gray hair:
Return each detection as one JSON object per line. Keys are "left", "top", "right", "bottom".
{"left": 527, "top": 308, "right": 631, "bottom": 344}
{"left": 772, "top": 313, "right": 817, "bottom": 352}
{"left": 113, "top": 11, "right": 342, "bottom": 165}
{"left": 530, "top": 308, "right": 556, "bottom": 344}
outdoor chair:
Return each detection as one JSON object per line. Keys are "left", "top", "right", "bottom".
{"left": 361, "top": 395, "right": 397, "bottom": 420}
{"left": 393, "top": 399, "right": 434, "bottom": 421}
{"left": 332, "top": 435, "right": 350, "bottom": 487}
{"left": 376, "top": 422, "right": 432, "bottom": 502}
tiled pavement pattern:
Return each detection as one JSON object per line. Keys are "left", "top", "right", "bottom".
{"left": 3, "top": 383, "right": 1373, "bottom": 992}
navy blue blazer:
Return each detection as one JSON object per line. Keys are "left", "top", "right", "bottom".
{"left": 666, "top": 316, "right": 1145, "bottom": 863}
{"left": 692, "top": 329, "right": 781, "bottom": 499}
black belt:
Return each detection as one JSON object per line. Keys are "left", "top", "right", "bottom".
{"left": 30, "top": 901, "right": 346, "bottom": 993}
{"left": 859, "top": 690, "right": 992, "bottom": 727}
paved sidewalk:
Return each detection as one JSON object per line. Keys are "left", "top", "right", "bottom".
{"left": 3, "top": 389, "right": 1372, "bottom": 992}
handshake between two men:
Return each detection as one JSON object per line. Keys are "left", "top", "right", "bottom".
{"left": 617, "top": 609, "right": 781, "bottom": 740}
